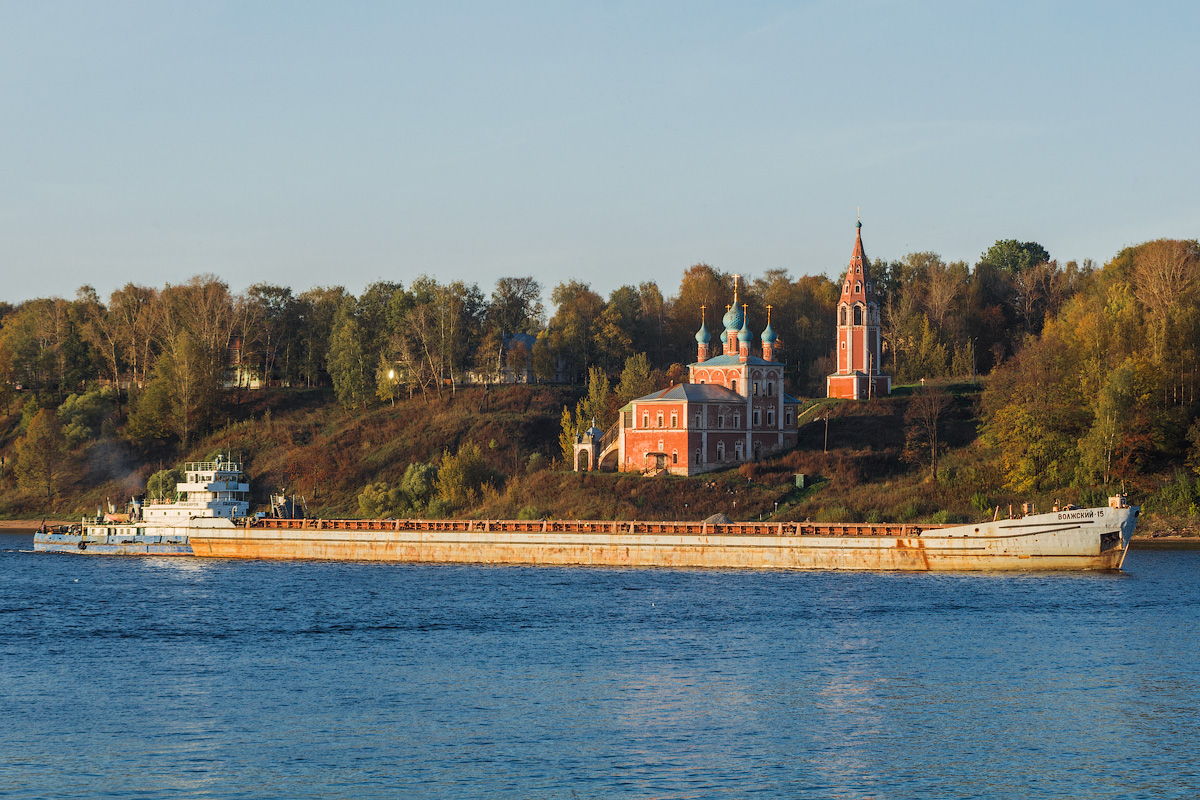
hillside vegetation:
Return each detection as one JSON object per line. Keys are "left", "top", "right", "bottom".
{"left": 2, "top": 236, "right": 1199, "bottom": 536}
{"left": 0, "top": 381, "right": 1192, "bottom": 537}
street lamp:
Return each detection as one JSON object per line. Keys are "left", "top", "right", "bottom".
{"left": 387, "top": 369, "right": 396, "bottom": 407}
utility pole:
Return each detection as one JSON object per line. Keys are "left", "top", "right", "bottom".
{"left": 824, "top": 414, "right": 830, "bottom": 453}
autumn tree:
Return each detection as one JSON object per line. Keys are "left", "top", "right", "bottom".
{"left": 903, "top": 387, "right": 952, "bottom": 481}
{"left": 667, "top": 264, "right": 733, "bottom": 361}
{"left": 488, "top": 277, "right": 544, "bottom": 337}
{"left": 435, "top": 442, "right": 492, "bottom": 510}
{"left": 1130, "top": 238, "right": 1200, "bottom": 361}
{"left": 327, "top": 300, "right": 372, "bottom": 410}
{"left": 979, "top": 240, "right": 1051, "bottom": 276}
{"left": 547, "top": 280, "right": 604, "bottom": 381}
{"left": 17, "top": 409, "right": 68, "bottom": 507}
{"left": 615, "top": 353, "right": 656, "bottom": 409}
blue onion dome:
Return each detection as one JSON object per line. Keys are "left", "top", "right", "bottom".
{"left": 761, "top": 321, "right": 777, "bottom": 344}
{"left": 722, "top": 303, "right": 742, "bottom": 332}
{"left": 695, "top": 322, "right": 711, "bottom": 344}
{"left": 738, "top": 319, "right": 753, "bottom": 343}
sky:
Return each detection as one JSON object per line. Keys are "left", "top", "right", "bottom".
{"left": 2, "top": 0, "right": 1197, "bottom": 308}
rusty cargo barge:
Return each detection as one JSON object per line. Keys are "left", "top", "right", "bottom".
{"left": 187, "top": 497, "right": 1139, "bottom": 571}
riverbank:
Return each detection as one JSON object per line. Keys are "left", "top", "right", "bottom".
{"left": 0, "top": 520, "right": 72, "bottom": 530}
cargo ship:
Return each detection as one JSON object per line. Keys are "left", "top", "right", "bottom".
{"left": 186, "top": 495, "right": 1140, "bottom": 571}
{"left": 33, "top": 457, "right": 249, "bottom": 555}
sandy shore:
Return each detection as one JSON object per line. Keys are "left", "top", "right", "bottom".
{"left": 0, "top": 520, "right": 74, "bottom": 530}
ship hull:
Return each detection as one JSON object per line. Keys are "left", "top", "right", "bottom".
{"left": 188, "top": 506, "right": 1139, "bottom": 571}
{"left": 33, "top": 528, "right": 193, "bottom": 556}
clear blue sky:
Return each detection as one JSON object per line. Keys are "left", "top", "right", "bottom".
{"left": 2, "top": 1, "right": 1196, "bottom": 306}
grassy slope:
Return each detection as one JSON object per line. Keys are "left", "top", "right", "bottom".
{"left": 0, "top": 383, "right": 1189, "bottom": 535}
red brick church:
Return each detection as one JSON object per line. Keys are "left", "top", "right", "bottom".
{"left": 576, "top": 276, "right": 802, "bottom": 476}
{"left": 574, "top": 221, "right": 887, "bottom": 475}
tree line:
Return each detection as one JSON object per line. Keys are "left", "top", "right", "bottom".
{"left": 3, "top": 234, "right": 1198, "bottom": 511}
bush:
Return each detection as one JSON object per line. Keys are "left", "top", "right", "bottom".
{"left": 970, "top": 492, "right": 992, "bottom": 514}
{"left": 357, "top": 482, "right": 410, "bottom": 518}
{"left": 815, "top": 504, "right": 853, "bottom": 523}
{"left": 930, "top": 510, "right": 966, "bottom": 525}
{"left": 436, "top": 442, "right": 493, "bottom": 510}
{"left": 399, "top": 462, "right": 437, "bottom": 511}
{"left": 898, "top": 500, "right": 927, "bottom": 522}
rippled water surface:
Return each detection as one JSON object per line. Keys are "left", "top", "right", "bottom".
{"left": 2, "top": 532, "right": 1198, "bottom": 799}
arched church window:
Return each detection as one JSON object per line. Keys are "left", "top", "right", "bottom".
{"left": 670, "top": 413, "right": 677, "bottom": 428}
{"left": 855, "top": 282, "right": 862, "bottom": 293}
{"left": 730, "top": 380, "right": 737, "bottom": 393}
{"left": 840, "top": 307, "right": 847, "bottom": 325}
{"left": 672, "top": 450, "right": 678, "bottom": 464}
{"left": 642, "top": 412, "right": 648, "bottom": 428}
{"left": 767, "top": 408, "right": 775, "bottom": 426}
{"left": 717, "top": 442, "right": 725, "bottom": 461}
{"left": 767, "top": 382, "right": 774, "bottom": 396}
{"left": 854, "top": 306, "right": 863, "bottom": 325}
{"left": 786, "top": 409, "right": 793, "bottom": 426}
{"left": 753, "top": 409, "right": 761, "bottom": 426}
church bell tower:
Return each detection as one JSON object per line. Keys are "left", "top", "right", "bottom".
{"left": 827, "top": 220, "right": 890, "bottom": 399}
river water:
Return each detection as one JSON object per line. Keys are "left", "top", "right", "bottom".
{"left": 2, "top": 531, "right": 1198, "bottom": 799}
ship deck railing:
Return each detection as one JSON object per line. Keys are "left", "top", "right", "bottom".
{"left": 247, "top": 517, "right": 943, "bottom": 537}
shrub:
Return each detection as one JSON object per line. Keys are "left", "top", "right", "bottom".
{"left": 815, "top": 504, "right": 853, "bottom": 523}
{"left": 970, "top": 492, "right": 992, "bottom": 514}
{"left": 436, "top": 442, "right": 492, "bottom": 510}
{"left": 898, "top": 499, "right": 926, "bottom": 522}
{"left": 399, "top": 462, "right": 437, "bottom": 510}
{"left": 356, "top": 481, "right": 417, "bottom": 518}
{"left": 930, "top": 510, "right": 966, "bottom": 525}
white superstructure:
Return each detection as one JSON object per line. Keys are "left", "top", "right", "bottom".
{"left": 140, "top": 457, "right": 250, "bottom": 524}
